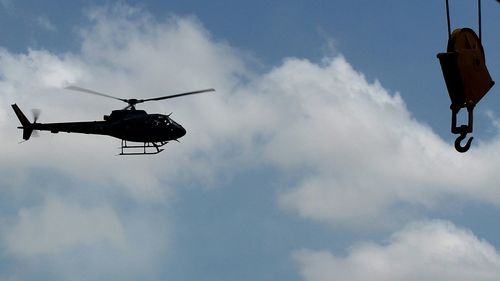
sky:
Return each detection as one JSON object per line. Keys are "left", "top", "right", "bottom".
{"left": 0, "top": 1, "right": 500, "bottom": 281}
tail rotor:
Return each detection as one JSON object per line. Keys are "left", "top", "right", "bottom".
{"left": 32, "top": 108, "right": 41, "bottom": 123}
{"left": 11, "top": 104, "right": 39, "bottom": 140}
{"left": 30, "top": 109, "right": 41, "bottom": 138}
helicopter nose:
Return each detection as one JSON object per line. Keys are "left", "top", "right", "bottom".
{"left": 177, "top": 125, "right": 186, "bottom": 138}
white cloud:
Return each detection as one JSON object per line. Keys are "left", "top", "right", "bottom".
{"left": 0, "top": 5, "right": 250, "bottom": 201}
{"left": 294, "top": 220, "right": 500, "bottom": 281}
{"left": 262, "top": 57, "right": 500, "bottom": 226}
{"left": 1, "top": 194, "right": 171, "bottom": 280}
{"left": 5, "top": 196, "right": 127, "bottom": 257}
{"left": 1, "top": 2, "right": 500, "bottom": 229}
{"left": 3, "top": 2, "right": 500, "bottom": 281}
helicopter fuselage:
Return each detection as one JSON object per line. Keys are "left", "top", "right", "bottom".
{"left": 12, "top": 106, "right": 186, "bottom": 143}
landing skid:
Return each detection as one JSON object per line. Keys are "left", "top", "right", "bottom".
{"left": 119, "top": 140, "right": 168, "bottom": 155}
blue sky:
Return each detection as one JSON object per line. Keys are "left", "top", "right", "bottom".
{"left": 1, "top": 1, "right": 500, "bottom": 281}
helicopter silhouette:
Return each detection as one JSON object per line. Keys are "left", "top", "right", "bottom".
{"left": 12, "top": 86, "right": 215, "bottom": 155}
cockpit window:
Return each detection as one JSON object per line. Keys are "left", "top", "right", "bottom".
{"left": 153, "top": 115, "right": 172, "bottom": 127}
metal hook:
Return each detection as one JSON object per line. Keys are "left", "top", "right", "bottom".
{"left": 454, "top": 132, "right": 473, "bottom": 153}
{"left": 450, "top": 105, "right": 475, "bottom": 153}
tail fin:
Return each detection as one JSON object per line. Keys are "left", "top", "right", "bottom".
{"left": 11, "top": 104, "right": 34, "bottom": 140}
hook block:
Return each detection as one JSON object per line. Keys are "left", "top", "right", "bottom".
{"left": 437, "top": 28, "right": 494, "bottom": 108}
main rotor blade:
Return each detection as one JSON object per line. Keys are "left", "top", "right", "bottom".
{"left": 65, "top": 86, "right": 126, "bottom": 103}
{"left": 141, "top": 88, "right": 215, "bottom": 102}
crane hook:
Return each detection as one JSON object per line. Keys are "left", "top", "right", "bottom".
{"left": 454, "top": 131, "right": 473, "bottom": 153}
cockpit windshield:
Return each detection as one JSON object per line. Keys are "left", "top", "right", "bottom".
{"left": 152, "top": 115, "right": 174, "bottom": 127}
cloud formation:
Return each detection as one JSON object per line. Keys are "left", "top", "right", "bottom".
{"left": 294, "top": 220, "right": 500, "bottom": 281}
{"left": 1, "top": 1, "right": 500, "bottom": 233}
{"left": 254, "top": 55, "right": 500, "bottom": 226}
{"left": 5, "top": 196, "right": 126, "bottom": 257}
{"left": 0, "top": 4, "right": 250, "bottom": 201}
{"left": 1, "top": 3, "right": 500, "bottom": 281}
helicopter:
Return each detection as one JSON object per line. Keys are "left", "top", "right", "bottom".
{"left": 11, "top": 86, "right": 215, "bottom": 155}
